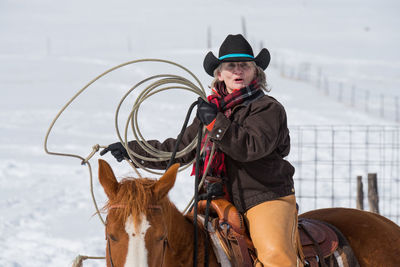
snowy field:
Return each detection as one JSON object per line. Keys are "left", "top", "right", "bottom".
{"left": 1, "top": 0, "right": 400, "bottom": 266}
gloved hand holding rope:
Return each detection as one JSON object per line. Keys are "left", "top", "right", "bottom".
{"left": 196, "top": 97, "right": 218, "bottom": 129}
{"left": 100, "top": 142, "right": 129, "bottom": 162}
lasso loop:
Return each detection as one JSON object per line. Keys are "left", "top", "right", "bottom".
{"left": 44, "top": 58, "right": 209, "bottom": 225}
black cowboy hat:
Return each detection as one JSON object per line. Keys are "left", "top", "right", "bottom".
{"left": 203, "top": 34, "right": 271, "bottom": 76}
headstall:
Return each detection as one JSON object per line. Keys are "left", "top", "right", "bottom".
{"left": 105, "top": 204, "right": 169, "bottom": 267}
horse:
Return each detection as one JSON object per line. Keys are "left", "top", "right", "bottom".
{"left": 98, "top": 159, "right": 219, "bottom": 267}
{"left": 98, "top": 159, "right": 400, "bottom": 267}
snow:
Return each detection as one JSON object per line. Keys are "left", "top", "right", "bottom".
{"left": 1, "top": 0, "right": 400, "bottom": 266}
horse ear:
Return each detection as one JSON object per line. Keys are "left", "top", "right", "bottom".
{"left": 154, "top": 163, "right": 180, "bottom": 200}
{"left": 98, "top": 159, "right": 119, "bottom": 200}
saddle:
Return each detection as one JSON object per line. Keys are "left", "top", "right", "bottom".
{"left": 196, "top": 198, "right": 339, "bottom": 267}
{"left": 196, "top": 198, "right": 255, "bottom": 267}
{"left": 298, "top": 218, "right": 339, "bottom": 267}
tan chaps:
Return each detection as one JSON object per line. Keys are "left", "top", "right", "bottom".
{"left": 244, "top": 195, "right": 303, "bottom": 267}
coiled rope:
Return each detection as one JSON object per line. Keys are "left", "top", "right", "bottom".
{"left": 118, "top": 74, "right": 203, "bottom": 174}
{"left": 44, "top": 58, "right": 215, "bottom": 265}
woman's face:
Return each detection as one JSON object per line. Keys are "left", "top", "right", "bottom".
{"left": 217, "top": 61, "right": 256, "bottom": 93}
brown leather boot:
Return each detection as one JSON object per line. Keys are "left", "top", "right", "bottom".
{"left": 244, "top": 195, "right": 304, "bottom": 267}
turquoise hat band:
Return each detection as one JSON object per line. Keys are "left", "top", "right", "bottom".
{"left": 218, "top": 53, "right": 254, "bottom": 60}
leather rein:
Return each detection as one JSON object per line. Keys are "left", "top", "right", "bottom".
{"left": 104, "top": 100, "right": 200, "bottom": 267}
{"left": 105, "top": 204, "right": 169, "bottom": 267}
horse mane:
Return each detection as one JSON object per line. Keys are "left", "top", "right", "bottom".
{"left": 104, "top": 177, "right": 157, "bottom": 225}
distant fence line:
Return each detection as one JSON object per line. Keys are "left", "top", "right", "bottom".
{"left": 209, "top": 17, "right": 400, "bottom": 123}
{"left": 45, "top": 22, "right": 399, "bottom": 125}
{"left": 288, "top": 125, "right": 400, "bottom": 224}
{"left": 270, "top": 59, "right": 400, "bottom": 123}
{"left": 41, "top": 22, "right": 399, "bottom": 124}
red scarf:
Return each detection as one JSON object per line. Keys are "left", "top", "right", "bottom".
{"left": 191, "top": 80, "right": 262, "bottom": 190}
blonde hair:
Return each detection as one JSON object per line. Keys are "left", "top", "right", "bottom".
{"left": 210, "top": 61, "right": 269, "bottom": 92}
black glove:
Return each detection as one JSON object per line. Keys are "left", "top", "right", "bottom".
{"left": 100, "top": 142, "right": 129, "bottom": 162}
{"left": 196, "top": 97, "right": 218, "bottom": 125}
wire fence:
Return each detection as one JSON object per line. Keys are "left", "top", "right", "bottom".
{"left": 288, "top": 125, "right": 400, "bottom": 224}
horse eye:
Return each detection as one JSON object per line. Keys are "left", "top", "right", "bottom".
{"left": 109, "top": 234, "right": 118, "bottom": 242}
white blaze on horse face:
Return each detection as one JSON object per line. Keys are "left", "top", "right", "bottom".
{"left": 124, "top": 214, "right": 150, "bottom": 267}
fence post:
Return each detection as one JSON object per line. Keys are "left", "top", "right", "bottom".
{"left": 324, "top": 76, "right": 329, "bottom": 96}
{"left": 207, "top": 26, "right": 212, "bottom": 49}
{"left": 241, "top": 17, "right": 247, "bottom": 38}
{"left": 395, "top": 96, "right": 399, "bottom": 123}
{"left": 271, "top": 52, "right": 277, "bottom": 69}
{"left": 368, "top": 173, "right": 380, "bottom": 214}
{"left": 365, "top": 90, "right": 370, "bottom": 113}
{"left": 351, "top": 85, "right": 356, "bottom": 107}
{"left": 290, "top": 66, "right": 295, "bottom": 79}
{"left": 280, "top": 59, "right": 286, "bottom": 77}
{"left": 357, "top": 175, "right": 364, "bottom": 210}
{"left": 338, "top": 82, "right": 343, "bottom": 103}
{"left": 317, "top": 67, "right": 322, "bottom": 89}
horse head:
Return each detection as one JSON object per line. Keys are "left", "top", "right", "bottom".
{"left": 98, "top": 159, "right": 179, "bottom": 267}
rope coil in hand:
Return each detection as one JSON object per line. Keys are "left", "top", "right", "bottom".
{"left": 118, "top": 73, "right": 206, "bottom": 174}
{"left": 44, "top": 58, "right": 213, "bottom": 224}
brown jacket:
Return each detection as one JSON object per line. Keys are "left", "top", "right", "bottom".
{"left": 128, "top": 94, "right": 295, "bottom": 213}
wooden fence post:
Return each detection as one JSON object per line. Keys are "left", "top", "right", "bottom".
{"left": 368, "top": 173, "right": 380, "bottom": 214}
{"left": 395, "top": 96, "right": 399, "bottom": 123}
{"left": 241, "top": 17, "right": 247, "bottom": 38}
{"left": 338, "top": 82, "right": 343, "bottom": 103}
{"left": 351, "top": 85, "right": 356, "bottom": 107}
{"left": 324, "top": 76, "right": 329, "bottom": 96}
{"left": 356, "top": 175, "right": 364, "bottom": 210}
{"left": 317, "top": 67, "right": 322, "bottom": 89}
{"left": 280, "top": 60, "right": 286, "bottom": 77}
{"left": 365, "top": 90, "right": 370, "bottom": 113}
{"left": 207, "top": 26, "right": 212, "bottom": 49}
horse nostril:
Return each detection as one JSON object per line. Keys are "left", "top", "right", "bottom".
{"left": 132, "top": 233, "right": 136, "bottom": 237}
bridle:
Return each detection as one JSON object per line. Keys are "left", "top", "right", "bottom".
{"left": 105, "top": 204, "right": 170, "bottom": 267}
{"left": 106, "top": 234, "right": 116, "bottom": 267}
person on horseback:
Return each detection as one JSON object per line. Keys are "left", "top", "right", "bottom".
{"left": 101, "top": 34, "right": 302, "bottom": 267}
